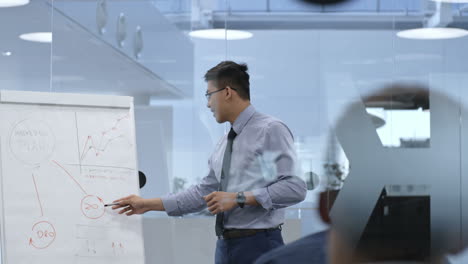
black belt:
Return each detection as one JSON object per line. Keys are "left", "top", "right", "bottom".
{"left": 218, "top": 226, "right": 282, "bottom": 240}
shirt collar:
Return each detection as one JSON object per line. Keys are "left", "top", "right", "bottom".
{"left": 232, "top": 105, "right": 255, "bottom": 135}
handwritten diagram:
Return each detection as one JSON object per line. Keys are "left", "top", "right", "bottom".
{"left": 0, "top": 93, "right": 144, "bottom": 264}
{"left": 29, "top": 221, "right": 56, "bottom": 249}
{"left": 29, "top": 171, "right": 58, "bottom": 250}
{"left": 32, "top": 173, "right": 44, "bottom": 217}
{"left": 51, "top": 160, "right": 107, "bottom": 220}
{"left": 80, "top": 195, "right": 105, "bottom": 219}
{"left": 77, "top": 113, "right": 133, "bottom": 168}
{"left": 2, "top": 111, "right": 137, "bottom": 254}
{"left": 112, "top": 241, "right": 125, "bottom": 256}
{"left": 74, "top": 224, "right": 128, "bottom": 259}
{"left": 9, "top": 118, "right": 55, "bottom": 166}
{"left": 79, "top": 114, "right": 130, "bottom": 161}
{"left": 76, "top": 240, "right": 125, "bottom": 257}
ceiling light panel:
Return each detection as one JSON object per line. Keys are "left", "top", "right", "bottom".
{"left": 189, "top": 29, "right": 253, "bottom": 40}
{"left": 0, "top": 0, "right": 29, "bottom": 8}
{"left": 397, "top": 28, "right": 468, "bottom": 40}
{"left": 19, "top": 32, "right": 52, "bottom": 43}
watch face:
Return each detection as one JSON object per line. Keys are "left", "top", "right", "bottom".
{"left": 237, "top": 192, "right": 246, "bottom": 203}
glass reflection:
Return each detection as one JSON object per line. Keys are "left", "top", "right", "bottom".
{"left": 365, "top": 87, "right": 430, "bottom": 148}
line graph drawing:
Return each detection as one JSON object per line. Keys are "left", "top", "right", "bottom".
{"left": 78, "top": 113, "right": 132, "bottom": 162}
{"left": 80, "top": 134, "right": 128, "bottom": 161}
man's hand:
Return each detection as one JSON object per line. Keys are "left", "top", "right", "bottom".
{"left": 204, "top": 191, "right": 237, "bottom": 214}
{"left": 111, "top": 194, "right": 153, "bottom": 216}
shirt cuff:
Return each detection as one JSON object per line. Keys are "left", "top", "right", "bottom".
{"left": 252, "top": 188, "right": 273, "bottom": 210}
{"left": 161, "top": 194, "right": 183, "bottom": 216}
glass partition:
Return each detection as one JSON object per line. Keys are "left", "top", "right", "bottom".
{"left": 0, "top": 1, "right": 53, "bottom": 93}
{"left": 223, "top": 0, "right": 467, "bottom": 262}
{"left": 0, "top": 1, "right": 53, "bottom": 263}
{"left": 49, "top": 0, "right": 227, "bottom": 262}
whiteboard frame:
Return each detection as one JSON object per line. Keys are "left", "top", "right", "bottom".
{"left": 0, "top": 90, "right": 132, "bottom": 108}
{"left": 0, "top": 90, "right": 144, "bottom": 264}
{"left": 0, "top": 140, "right": 6, "bottom": 264}
{"left": 128, "top": 98, "right": 146, "bottom": 264}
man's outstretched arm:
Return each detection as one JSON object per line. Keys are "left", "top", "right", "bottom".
{"left": 112, "top": 195, "right": 165, "bottom": 216}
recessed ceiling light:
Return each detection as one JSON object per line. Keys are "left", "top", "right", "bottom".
{"left": 431, "top": 0, "right": 468, "bottom": 3}
{"left": 189, "top": 29, "right": 253, "bottom": 40}
{"left": 0, "top": 0, "right": 29, "bottom": 8}
{"left": 397, "top": 28, "right": 468, "bottom": 40}
{"left": 19, "top": 32, "right": 52, "bottom": 43}
{"left": 2, "top": 51, "right": 12, "bottom": 56}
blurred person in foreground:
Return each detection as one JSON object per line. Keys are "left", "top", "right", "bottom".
{"left": 257, "top": 84, "right": 468, "bottom": 264}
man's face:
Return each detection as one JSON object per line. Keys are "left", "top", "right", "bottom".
{"left": 206, "top": 81, "right": 227, "bottom": 123}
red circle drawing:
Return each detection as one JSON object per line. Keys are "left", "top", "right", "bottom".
{"left": 81, "top": 195, "right": 105, "bottom": 219}
{"left": 29, "top": 221, "right": 56, "bottom": 249}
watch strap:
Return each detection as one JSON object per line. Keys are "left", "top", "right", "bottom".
{"left": 236, "top": 191, "right": 245, "bottom": 208}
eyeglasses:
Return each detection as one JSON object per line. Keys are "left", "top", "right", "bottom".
{"left": 205, "top": 87, "right": 237, "bottom": 100}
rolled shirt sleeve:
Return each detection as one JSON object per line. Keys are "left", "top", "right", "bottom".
{"left": 161, "top": 164, "right": 219, "bottom": 216}
{"left": 160, "top": 106, "right": 306, "bottom": 225}
{"left": 252, "top": 121, "right": 307, "bottom": 210}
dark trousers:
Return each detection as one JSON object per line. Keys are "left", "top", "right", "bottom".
{"left": 215, "top": 229, "right": 284, "bottom": 264}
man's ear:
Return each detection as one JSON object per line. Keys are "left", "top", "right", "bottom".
{"left": 225, "top": 86, "right": 233, "bottom": 100}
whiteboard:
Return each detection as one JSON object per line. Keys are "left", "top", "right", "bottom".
{"left": 0, "top": 91, "right": 145, "bottom": 264}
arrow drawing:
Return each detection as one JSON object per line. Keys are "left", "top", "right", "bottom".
{"left": 31, "top": 173, "right": 44, "bottom": 217}
{"left": 52, "top": 160, "right": 87, "bottom": 195}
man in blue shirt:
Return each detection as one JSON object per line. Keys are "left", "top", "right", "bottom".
{"left": 112, "top": 61, "right": 307, "bottom": 263}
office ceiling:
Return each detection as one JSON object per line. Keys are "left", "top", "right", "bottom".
{"left": 0, "top": 0, "right": 188, "bottom": 101}
{"left": 160, "top": 0, "right": 468, "bottom": 30}
{"left": 2, "top": 0, "right": 468, "bottom": 103}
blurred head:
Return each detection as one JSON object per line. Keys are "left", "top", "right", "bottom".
{"left": 204, "top": 61, "right": 251, "bottom": 123}
{"left": 320, "top": 84, "right": 467, "bottom": 264}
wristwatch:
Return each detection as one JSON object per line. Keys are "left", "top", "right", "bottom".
{"left": 236, "top": 192, "right": 246, "bottom": 208}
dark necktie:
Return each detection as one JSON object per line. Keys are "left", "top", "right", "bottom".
{"left": 215, "top": 128, "right": 237, "bottom": 236}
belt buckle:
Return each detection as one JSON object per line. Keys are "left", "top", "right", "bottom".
{"left": 223, "top": 229, "right": 258, "bottom": 240}
{"left": 221, "top": 230, "right": 237, "bottom": 240}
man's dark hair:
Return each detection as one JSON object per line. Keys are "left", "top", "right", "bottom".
{"left": 204, "top": 61, "right": 250, "bottom": 100}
